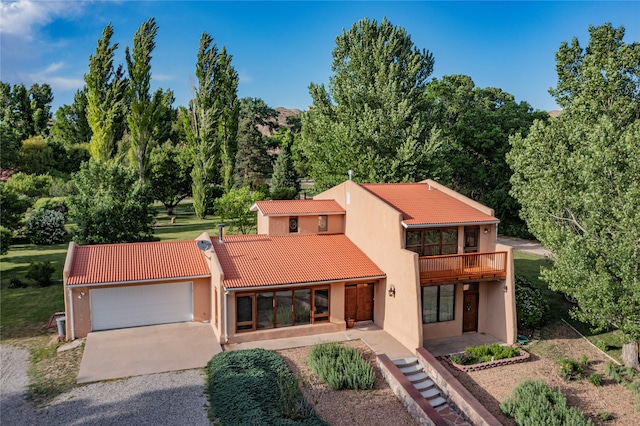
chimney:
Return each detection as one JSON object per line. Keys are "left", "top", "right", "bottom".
{"left": 218, "top": 223, "right": 226, "bottom": 243}
{"left": 348, "top": 170, "right": 353, "bottom": 181}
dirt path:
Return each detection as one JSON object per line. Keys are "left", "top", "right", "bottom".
{"left": 497, "top": 236, "right": 552, "bottom": 257}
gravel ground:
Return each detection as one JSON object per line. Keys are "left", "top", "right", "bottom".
{"left": 0, "top": 344, "right": 211, "bottom": 426}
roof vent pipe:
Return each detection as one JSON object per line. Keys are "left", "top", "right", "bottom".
{"left": 348, "top": 170, "right": 353, "bottom": 181}
{"left": 218, "top": 223, "right": 226, "bottom": 243}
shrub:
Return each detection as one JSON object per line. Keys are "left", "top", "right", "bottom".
{"left": 0, "top": 226, "right": 12, "bottom": 255}
{"left": 500, "top": 379, "right": 593, "bottom": 425}
{"left": 589, "top": 373, "right": 603, "bottom": 386}
{"left": 24, "top": 208, "right": 67, "bottom": 245}
{"left": 450, "top": 343, "right": 521, "bottom": 365}
{"left": 26, "top": 261, "right": 56, "bottom": 287}
{"left": 3, "top": 172, "right": 54, "bottom": 201}
{"left": 596, "top": 340, "right": 609, "bottom": 352}
{"left": 597, "top": 409, "right": 612, "bottom": 422}
{"left": 559, "top": 357, "right": 583, "bottom": 380}
{"left": 32, "top": 197, "right": 69, "bottom": 216}
{"left": 8, "top": 277, "right": 27, "bottom": 289}
{"left": 206, "top": 348, "right": 325, "bottom": 425}
{"left": 515, "top": 275, "right": 550, "bottom": 330}
{"left": 307, "top": 342, "right": 375, "bottom": 390}
{"left": 581, "top": 355, "right": 590, "bottom": 366}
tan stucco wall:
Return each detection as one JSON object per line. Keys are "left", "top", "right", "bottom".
{"left": 316, "top": 181, "right": 423, "bottom": 352}
{"left": 260, "top": 214, "right": 344, "bottom": 236}
{"left": 66, "top": 277, "right": 211, "bottom": 339}
{"left": 479, "top": 243, "right": 516, "bottom": 344}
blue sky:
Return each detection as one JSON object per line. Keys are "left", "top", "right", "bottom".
{"left": 1, "top": 1, "right": 639, "bottom": 113}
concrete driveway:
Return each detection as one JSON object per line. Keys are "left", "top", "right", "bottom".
{"left": 77, "top": 322, "right": 222, "bottom": 384}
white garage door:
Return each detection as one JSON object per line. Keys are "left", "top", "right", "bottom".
{"left": 90, "top": 282, "right": 193, "bottom": 331}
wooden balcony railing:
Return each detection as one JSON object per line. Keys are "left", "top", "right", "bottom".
{"left": 419, "top": 251, "right": 508, "bottom": 284}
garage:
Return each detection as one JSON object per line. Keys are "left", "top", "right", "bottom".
{"left": 90, "top": 282, "right": 194, "bottom": 331}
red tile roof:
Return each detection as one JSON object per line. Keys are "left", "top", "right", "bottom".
{"left": 252, "top": 199, "right": 345, "bottom": 216}
{"left": 65, "top": 240, "right": 210, "bottom": 285}
{"left": 361, "top": 183, "right": 499, "bottom": 226}
{"left": 212, "top": 234, "right": 384, "bottom": 289}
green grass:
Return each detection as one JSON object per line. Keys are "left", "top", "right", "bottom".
{"left": 513, "top": 250, "right": 624, "bottom": 363}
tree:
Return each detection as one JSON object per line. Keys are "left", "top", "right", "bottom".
{"left": 239, "top": 97, "right": 278, "bottom": 131}
{"left": 17, "top": 135, "right": 54, "bottom": 175}
{"left": 271, "top": 146, "right": 299, "bottom": 200}
{"left": 214, "top": 47, "right": 239, "bottom": 192}
{"left": 0, "top": 182, "right": 30, "bottom": 231}
{"left": 301, "top": 17, "right": 441, "bottom": 190}
{"left": 70, "top": 160, "right": 155, "bottom": 244}
{"left": 85, "top": 23, "right": 128, "bottom": 163}
{"left": 148, "top": 142, "right": 192, "bottom": 215}
{"left": 126, "top": 18, "right": 166, "bottom": 182}
{"left": 508, "top": 24, "right": 640, "bottom": 369}
{"left": 28, "top": 83, "right": 54, "bottom": 136}
{"left": 426, "top": 75, "right": 548, "bottom": 237}
{"left": 49, "top": 89, "right": 92, "bottom": 147}
{"left": 234, "top": 117, "right": 272, "bottom": 187}
{"left": 215, "top": 186, "right": 266, "bottom": 234}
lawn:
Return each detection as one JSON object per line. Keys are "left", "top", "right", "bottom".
{"left": 514, "top": 251, "right": 625, "bottom": 363}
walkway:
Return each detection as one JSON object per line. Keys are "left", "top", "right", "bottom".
{"left": 497, "top": 236, "right": 552, "bottom": 257}
{"left": 424, "top": 332, "right": 503, "bottom": 357}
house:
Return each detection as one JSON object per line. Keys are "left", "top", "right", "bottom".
{"left": 63, "top": 179, "right": 516, "bottom": 351}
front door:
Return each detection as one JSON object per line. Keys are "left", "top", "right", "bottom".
{"left": 344, "top": 283, "right": 374, "bottom": 322}
{"left": 463, "top": 291, "right": 478, "bottom": 332}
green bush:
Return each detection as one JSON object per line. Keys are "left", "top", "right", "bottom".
{"left": 4, "top": 172, "right": 54, "bottom": 201}
{"left": 26, "top": 261, "right": 56, "bottom": 287}
{"left": 25, "top": 208, "right": 67, "bottom": 245}
{"left": 515, "top": 275, "right": 550, "bottom": 330}
{"left": 559, "top": 357, "right": 583, "bottom": 380}
{"left": 206, "top": 348, "right": 326, "bottom": 425}
{"left": 450, "top": 343, "right": 521, "bottom": 365}
{"left": 500, "top": 379, "right": 593, "bottom": 425}
{"left": 8, "top": 277, "right": 27, "bottom": 289}
{"left": 307, "top": 342, "right": 375, "bottom": 390}
{"left": 589, "top": 373, "right": 603, "bottom": 386}
{"left": 0, "top": 226, "right": 12, "bottom": 255}
{"left": 32, "top": 197, "right": 70, "bottom": 216}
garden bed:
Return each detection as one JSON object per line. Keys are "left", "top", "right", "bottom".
{"left": 443, "top": 348, "right": 530, "bottom": 372}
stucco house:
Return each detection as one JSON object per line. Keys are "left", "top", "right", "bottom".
{"left": 63, "top": 179, "right": 516, "bottom": 351}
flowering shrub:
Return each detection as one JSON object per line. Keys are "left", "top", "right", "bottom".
{"left": 515, "top": 275, "right": 549, "bottom": 330}
{"left": 25, "top": 208, "right": 66, "bottom": 245}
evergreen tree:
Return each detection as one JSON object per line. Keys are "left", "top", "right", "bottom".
{"left": 234, "top": 117, "right": 271, "bottom": 187}
{"left": 271, "top": 146, "right": 299, "bottom": 200}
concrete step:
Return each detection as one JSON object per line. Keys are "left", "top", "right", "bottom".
{"left": 393, "top": 357, "right": 418, "bottom": 368}
{"left": 398, "top": 363, "right": 423, "bottom": 375}
{"left": 414, "top": 378, "right": 435, "bottom": 391}
{"left": 405, "top": 371, "right": 429, "bottom": 383}
{"left": 420, "top": 387, "right": 441, "bottom": 399}
{"left": 430, "top": 396, "right": 448, "bottom": 410}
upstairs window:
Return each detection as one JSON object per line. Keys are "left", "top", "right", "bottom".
{"left": 318, "top": 215, "right": 328, "bottom": 232}
{"left": 289, "top": 217, "right": 298, "bottom": 233}
{"left": 406, "top": 228, "right": 458, "bottom": 256}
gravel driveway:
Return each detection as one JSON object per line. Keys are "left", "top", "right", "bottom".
{"left": 1, "top": 345, "right": 211, "bottom": 426}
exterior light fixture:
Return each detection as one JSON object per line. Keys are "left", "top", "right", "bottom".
{"left": 388, "top": 285, "right": 396, "bottom": 298}
{"left": 484, "top": 227, "right": 489, "bottom": 234}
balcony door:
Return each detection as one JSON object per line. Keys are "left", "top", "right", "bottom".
{"left": 464, "top": 226, "right": 479, "bottom": 253}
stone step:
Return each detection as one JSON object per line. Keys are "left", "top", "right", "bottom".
{"left": 421, "top": 387, "right": 441, "bottom": 399}
{"left": 398, "top": 363, "right": 422, "bottom": 374}
{"left": 405, "top": 371, "right": 429, "bottom": 383}
{"left": 392, "top": 357, "right": 418, "bottom": 368}
{"left": 430, "top": 396, "right": 448, "bottom": 410}
{"left": 414, "top": 379, "right": 435, "bottom": 391}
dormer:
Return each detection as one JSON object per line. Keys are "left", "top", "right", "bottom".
{"left": 250, "top": 200, "right": 345, "bottom": 236}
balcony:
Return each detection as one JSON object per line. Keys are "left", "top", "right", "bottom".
{"left": 419, "top": 252, "right": 507, "bottom": 284}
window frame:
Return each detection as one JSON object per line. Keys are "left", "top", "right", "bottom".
{"left": 406, "top": 227, "right": 458, "bottom": 257}
{"left": 422, "top": 284, "right": 456, "bottom": 324}
{"left": 318, "top": 215, "right": 328, "bottom": 232}
{"left": 235, "top": 286, "right": 330, "bottom": 332}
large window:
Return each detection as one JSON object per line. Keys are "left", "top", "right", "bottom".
{"left": 406, "top": 228, "right": 458, "bottom": 256}
{"left": 422, "top": 284, "right": 455, "bottom": 324}
{"left": 236, "top": 287, "right": 329, "bottom": 332}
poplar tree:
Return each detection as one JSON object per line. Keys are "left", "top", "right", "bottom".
{"left": 126, "top": 17, "right": 165, "bottom": 182}
{"left": 84, "top": 24, "right": 127, "bottom": 163}
{"left": 214, "top": 47, "right": 239, "bottom": 192}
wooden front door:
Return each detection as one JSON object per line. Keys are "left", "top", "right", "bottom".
{"left": 345, "top": 283, "right": 374, "bottom": 322}
{"left": 463, "top": 291, "right": 478, "bottom": 332}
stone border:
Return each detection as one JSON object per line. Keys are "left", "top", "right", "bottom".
{"left": 442, "top": 348, "right": 530, "bottom": 372}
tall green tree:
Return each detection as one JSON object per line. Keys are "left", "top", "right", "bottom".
{"left": 302, "top": 17, "right": 441, "bottom": 190}
{"left": 28, "top": 83, "right": 54, "bottom": 136}
{"left": 271, "top": 146, "right": 299, "bottom": 200}
{"left": 214, "top": 47, "right": 239, "bottom": 192}
{"left": 49, "top": 89, "right": 92, "bottom": 146}
{"left": 239, "top": 97, "right": 278, "bottom": 131}
{"left": 85, "top": 23, "right": 127, "bottom": 163}
{"left": 508, "top": 23, "right": 640, "bottom": 369}
{"left": 148, "top": 142, "right": 192, "bottom": 215}
{"left": 126, "top": 18, "right": 166, "bottom": 182}
{"left": 427, "top": 75, "right": 548, "bottom": 237}
{"left": 234, "top": 117, "right": 271, "bottom": 187}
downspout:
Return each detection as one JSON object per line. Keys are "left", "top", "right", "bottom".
{"left": 68, "top": 288, "right": 76, "bottom": 340}
{"left": 224, "top": 289, "right": 229, "bottom": 343}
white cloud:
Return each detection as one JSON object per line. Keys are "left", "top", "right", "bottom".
{"left": 28, "top": 62, "right": 84, "bottom": 91}
{"left": 44, "top": 61, "right": 64, "bottom": 73}
{"left": 0, "top": 0, "right": 85, "bottom": 37}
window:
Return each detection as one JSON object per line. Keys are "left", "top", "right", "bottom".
{"left": 318, "top": 215, "right": 328, "bottom": 232}
{"left": 289, "top": 217, "right": 299, "bottom": 233}
{"left": 406, "top": 228, "right": 458, "bottom": 256}
{"left": 236, "top": 286, "right": 329, "bottom": 332}
{"left": 422, "top": 284, "right": 455, "bottom": 324}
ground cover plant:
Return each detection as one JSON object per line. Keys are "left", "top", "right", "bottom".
{"left": 206, "top": 348, "right": 326, "bottom": 425}
{"left": 307, "top": 342, "right": 375, "bottom": 390}
{"left": 500, "top": 379, "right": 593, "bottom": 425}
{"left": 449, "top": 343, "right": 521, "bottom": 366}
